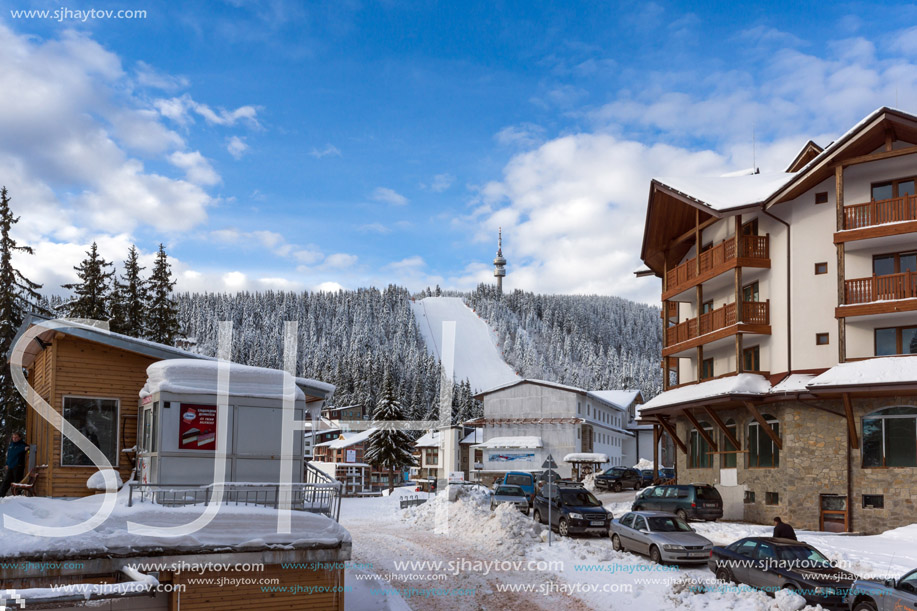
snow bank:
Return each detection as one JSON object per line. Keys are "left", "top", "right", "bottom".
{"left": 808, "top": 356, "right": 917, "bottom": 388}
{"left": 401, "top": 485, "right": 542, "bottom": 556}
{"left": 633, "top": 458, "right": 654, "bottom": 470}
{"left": 86, "top": 470, "right": 123, "bottom": 491}
{"left": 140, "top": 359, "right": 305, "bottom": 401}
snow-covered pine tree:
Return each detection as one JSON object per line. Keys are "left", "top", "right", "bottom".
{"left": 364, "top": 368, "right": 415, "bottom": 494}
{"left": 147, "top": 244, "right": 180, "bottom": 344}
{"left": 62, "top": 242, "right": 114, "bottom": 320}
{"left": 110, "top": 245, "right": 148, "bottom": 338}
{"left": 0, "top": 187, "right": 46, "bottom": 449}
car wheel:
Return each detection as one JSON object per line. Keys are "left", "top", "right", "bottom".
{"left": 533, "top": 509, "right": 542, "bottom": 524}
{"left": 613, "top": 482, "right": 622, "bottom": 492}
{"left": 852, "top": 600, "right": 878, "bottom": 611}
{"left": 649, "top": 545, "right": 664, "bottom": 565}
{"left": 633, "top": 504, "right": 643, "bottom": 511}
{"left": 715, "top": 567, "right": 734, "bottom": 584}
{"left": 612, "top": 534, "right": 623, "bottom": 551}
{"left": 675, "top": 509, "right": 688, "bottom": 521}
{"left": 558, "top": 518, "right": 569, "bottom": 537}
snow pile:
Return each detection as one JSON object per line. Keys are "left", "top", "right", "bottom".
{"left": 877, "top": 522, "right": 917, "bottom": 543}
{"left": 410, "top": 297, "right": 520, "bottom": 392}
{"left": 808, "top": 356, "right": 917, "bottom": 388}
{"left": 401, "top": 485, "right": 542, "bottom": 556}
{"left": 665, "top": 576, "right": 814, "bottom": 610}
{"left": 633, "top": 458, "right": 654, "bottom": 470}
{"left": 86, "top": 470, "right": 123, "bottom": 491}
{"left": 141, "top": 359, "right": 305, "bottom": 401}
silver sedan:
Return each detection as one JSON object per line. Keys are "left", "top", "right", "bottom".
{"left": 610, "top": 511, "right": 713, "bottom": 564}
{"left": 490, "top": 485, "right": 530, "bottom": 515}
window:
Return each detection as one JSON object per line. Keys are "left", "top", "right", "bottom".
{"left": 743, "top": 346, "right": 760, "bottom": 372}
{"left": 875, "top": 326, "right": 917, "bottom": 356}
{"left": 741, "top": 219, "right": 758, "bottom": 236}
{"left": 62, "top": 397, "right": 119, "bottom": 467}
{"left": 873, "top": 251, "right": 916, "bottom": 276}
{"left": 816, "top": 333, "right": 829, "bottom": 345}
{"left": 815, "top": 191, "right": 828, "bottom": 204}
{"left": 815, "top": 262, "right": 828, "bottom": 275}
{"left": 744, "top": 490, "right": 755, "bottom": 504}
{"left": 872, "top": 177, "right": 916, "bottom": 201}
{"left": 425, "top": 448, "right": 439, "bottom": 465}
{"left": 620, "top": 513, "right": 635, "bottom": 528}
{"left": 862, "top": 494, "right": 884, "bottom": 509}
{"left": 742, "top": 281, "right": 759, "bottom": 303}
{"left": 722, "top": 419, "right": 738, "bottom": 468}
{"left": 577, "top": 401, "right": 581, "bottom": 414}
{"left": 701, "top": 300, "right": 713, "bottom": 315}
{"left": 862, "top": 406, "right": 917, "bottom": 467}
{"left": 701, "top": 358, "right": 714, "bottom": 380}
{"left": 689, "top": 421, "right": 714, "bottom": 469}
{"left": 748, "top": 414, "right": 780, "bottom": 468}
{"left": 765, "top": 492, "right": 779, "bottom": 505}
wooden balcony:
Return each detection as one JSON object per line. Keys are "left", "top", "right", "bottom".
{"left": 837, "top": 271, "right": 917, "bottom": 317}
{"left": 663, "top": 235, "right": 770, "bottom": 300}
{"left": 836, "top": 195, "right": 917, "bottom": 243}
{"left": 663, "top": 300, "right": 770, "bottom": 356}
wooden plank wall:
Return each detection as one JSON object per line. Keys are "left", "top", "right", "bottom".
{"left": 27, "top": 334, "right": 156, "bottom": 497}
{"left": 170, "top": 565, "right": 345, "bottom": 610}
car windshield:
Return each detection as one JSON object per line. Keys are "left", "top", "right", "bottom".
{"left": 776, "top": 546, "right": 833, "bottom": 567}
{"left": 505, "top": 474, "right": 532, "bottom": 486}
{"left": 603, "top": 468, "right": 625, "bottom": 476}
{"left": 648, "top": 516, "right": 693, "bottom": 532}
{"left": 695, "top": 486, "right": 722, "bottom": 501}
{"left": 559, "top": 489, "right": 603, "bottom": 507}
{"left": 496, "top": 486, "right": 523, "bottom": 496}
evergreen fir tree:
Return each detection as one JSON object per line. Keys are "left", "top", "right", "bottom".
{"left": 62, "top": 242, "right": 114, "bottom": 320}
{"left": 110, "top": 245, "right": 148, "bottom": 337}
{"left": 364, "top": 368, "right": 415, "bottom": 494}
{"left": 147, "top": 244, "right": 181, "bottom": 344}
{"left": 0, "top": 187, "right": 46, "bottom": 446}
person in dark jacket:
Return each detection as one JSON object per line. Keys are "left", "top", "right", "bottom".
{"left": 1, "top": 432, "right": 27, "bottom": 497}
{"left": 773, "top": 516, "right": 797, "bottom": 540}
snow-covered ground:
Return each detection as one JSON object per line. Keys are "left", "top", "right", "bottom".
{"left": 341, "top": 485, "right": 917, "bottom": 611}
{"left": 410, "top": 296, "right": 520, "bottom": 392}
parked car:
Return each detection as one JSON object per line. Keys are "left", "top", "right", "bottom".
{"left": 610, "top": 511, "right": 713, "bottom": 565}
{"left": 493, "top": 471, "right": 535, "bottom": 502}
{"left": 632, "top": 484, "right": 723, "bottom": 521}
{"left": 490, "top": 485, "right": 530, "bottom": 515}
{"left": 709, "top": 536, "right": 856, "bottom": 609}
{"left": 639, "top": 470, "right": 655, "bottom": 487}
{"left": 846, "top": 568, "right": 917, "bottom": 611}
{"left": 657, "top": 468, "right": 676, "bottom": 482}
{"left": 595, "top": 467, "right": 643, "bottom": 492}
{"left": 532, "top": 481, "right": 612, "bottom": 536}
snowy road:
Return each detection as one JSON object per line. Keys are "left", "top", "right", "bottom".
{"left": 342, "top": 487, "right": 917, "bottom": 611}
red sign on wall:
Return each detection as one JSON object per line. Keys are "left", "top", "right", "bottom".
{"left": 179, "top": 404, "right": 217, "bottom": 450}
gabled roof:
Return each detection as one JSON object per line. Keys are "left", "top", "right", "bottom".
{"left": 314, "top": 428, "right": 376, "bottom": 449}
{"left": 586, "top": 390, "right": 643, "bottom": 411}
{"left": 784, "top": 140, "right": 824, "bottom": 172}
{"left": 474, "top": 378, "right": 586, "bottom": 400}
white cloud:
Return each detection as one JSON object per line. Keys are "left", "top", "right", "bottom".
{"left": 168, "top": 150, "right": 221, "bottom": 186}
{"left": 154, "top": 93, "right": 260, "bottom": 128}
{"left": 227, "top": 136, "right": 249, "bottom": 159}
{"left": 309, "top": 144, "right": 342, "bottom": 158}
{"left": 322, "top": 253, "right": 358, "bottom": 269}
{"left": 387, "top": 256, "right": 425, "bottom": 270}
{"left": 358, "top": 223, "right": 390, "bottom": 234}
{"left": 429, "top": 173, "right": 455, "bottom": 193}
{"left": 134, "top": 61, "right": 189, "bottom": 91}
{"left": 371, "top": 187, "right": 408, "bottom": 206}
{"left": 222, "top": 271, "right": 248, "bottom": 288}
{"left": 495, "top": 123, "right": 546, "bottom": 148}
{"left": 314, "top": 281, "right": 345, "bottom": 292}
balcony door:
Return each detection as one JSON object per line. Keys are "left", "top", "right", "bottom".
{"left": 872, "top": 178, "right": 915, "bottom": 201}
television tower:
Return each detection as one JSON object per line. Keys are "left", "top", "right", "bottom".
{"left": 493, "top": 227, "right": 507, "bottom": 295}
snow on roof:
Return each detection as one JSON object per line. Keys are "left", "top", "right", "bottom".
{"left": 477, "top": 378, "right": 586, "bottom": 397}
{"left": 770, "top": 374, "right": 816, "bottom": 394}
{"left": 141, "top": 359, "right": 305, "bottom": 401}
{"left": 640, "top": 374, "right": 772, "bottom": 412}
{"left": 808, "top": 356, "right": 917, "bottom": 389}
{"left": 563, "top": 453, "right": 609, "bottom": 463}
{"left": 414, "top": 431, "right": 441, "bottom": 448}
{"left": 474, "top": 436, "right": 543, "bottom": 449}
{"left": 0, "top": 493, "right": 349, "bottom": 560}
{"left": 460, "top": 429, "right": 483, "bottom": 444}
{"left": 587, "top": 390, "right": 641, "bottom": 411}
{"left": 654, "top": 172, "right": 795, "bottom": 212}
{"left": 314, "top": 428, "right": 377, "bottom": 449}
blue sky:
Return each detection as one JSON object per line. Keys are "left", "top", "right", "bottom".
{"left": 4, "top": 1, "right": 917, "bottom": 303}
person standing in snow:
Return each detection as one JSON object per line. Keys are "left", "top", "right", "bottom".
{"left": 773, "top": 516, "right": 797, "bottom": 540}
{"left": 1, "top": 432, "right": 28, "bottom": 497}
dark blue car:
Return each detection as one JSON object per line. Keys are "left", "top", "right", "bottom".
{"left": 532, "top": 482, "right": 612, "bottom": 536}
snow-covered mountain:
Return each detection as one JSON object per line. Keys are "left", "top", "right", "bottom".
{"left": 410, "top": 296, "right": 520, "bottom": 393}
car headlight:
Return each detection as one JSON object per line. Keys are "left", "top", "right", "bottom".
{"left": 662, "top": 544, "right": 685, "bottom": 551}
{"left": 569, "top": 512, "right": 584, "bottom": 520}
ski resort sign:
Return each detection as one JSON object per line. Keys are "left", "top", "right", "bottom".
{"left": 488, "top": 452, "right": 535, "bottom": 463}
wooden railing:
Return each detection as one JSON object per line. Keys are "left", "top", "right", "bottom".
{"left": 844, "top": 194, "right": 917, "bottom": 230}
{"left": 845, "top": 271, "right": 917, "bottom": 305}
{"left": 665, "top": 235, "right": 769, "bottom": 295}
{"left": 665, "top": 300, "right": 769, "bottom": 348}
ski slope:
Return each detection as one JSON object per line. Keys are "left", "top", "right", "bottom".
{"left": 410, "top": 297, "right": 520, "bottom": 393}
